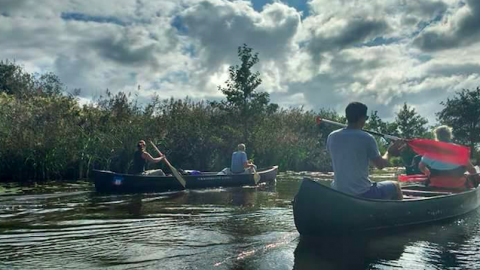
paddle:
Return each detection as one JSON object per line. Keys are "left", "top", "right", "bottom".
{"left": 149, "top": 141, "right": 186, "bottom": 188}
{"left": 316, "top": 117, "right": 471, "bottom": 166}
{"left": 252, "top": 166, "right": 261, "bottom": 184}
{"left": 397, "top": 174, "right": 428, "bottom": 182}
{"left": 316, "top": 117, "right": 401, "bottom": 140}
{"left": 398, "top": 172, "right": 480, "bottom": 182}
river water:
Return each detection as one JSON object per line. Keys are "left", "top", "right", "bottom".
{"left": 1, "top": 171, "right": 480, "bottom": 270}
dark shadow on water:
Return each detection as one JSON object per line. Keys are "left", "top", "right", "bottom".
{"left": 293, "top": 234, "right": 382, "bottom": 270}
{"left": 125, "top": 194, "right": 143, "bottom": 217}
{"left": 293, "top": 212, "right": 480, "bottom": 270}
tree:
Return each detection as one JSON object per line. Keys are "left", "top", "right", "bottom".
{"left": 365, "top": 110, "right": 398, "bottom": 136}
{"left": 365, "top": 110, "right": 398, "bottom": 153}
{"left": 395, "top": 103, "right": 428, "bottom": 139}
{"left": 0, "top": 60, "right": 35, "bottom": 97}
{"left": 393, "top": 103, "right": 429, "bottom": 171}
{"left": 218, "top": 44, "right": 271, "bottom": 145}
{"left": 437, "top": 87, "right": 480, "bottom": 152}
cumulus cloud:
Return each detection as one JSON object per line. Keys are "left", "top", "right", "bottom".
{"left": 413, "top": 0, "right": 480, "bottom": 51}
{"left": 177, "top": 1, "right": 300, "bottom": 70}
{"left": 0, "top": 0, "right": 480, "bottom": 123}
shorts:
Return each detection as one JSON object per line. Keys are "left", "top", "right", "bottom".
{"left": 359, "top": 181, "right": 398, "bottom": 200}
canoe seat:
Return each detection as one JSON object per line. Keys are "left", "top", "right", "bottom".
{"left": 402, "top": 189, "right": 453, "bottom": 197}
{"left": 403, "top": 195, "right": 429, "bottom": 200}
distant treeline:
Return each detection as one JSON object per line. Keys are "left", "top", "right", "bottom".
{"left": 1, "top": 46, "right": 479, "bottom": 182}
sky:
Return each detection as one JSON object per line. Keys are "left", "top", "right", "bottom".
{"left": 1, "top": 0, "right": 480, "bottom": 123}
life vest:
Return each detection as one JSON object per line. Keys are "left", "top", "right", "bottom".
{"left": 428, "top": 175, "right": 472, "bottom": 190}
{"left": 427, "top": 166, "right": 472, "bottom": 190}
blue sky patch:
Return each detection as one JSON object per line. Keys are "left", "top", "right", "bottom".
{"left": 182, "top": 44, "right": 196, "bottom": 58}
{"left": 362, "top": 36, "right": 401, "bottom": 47}
{"left": 416, "top": 54, "right": 432, "bottom": 63}
{"left": 61, "top": 12, "right": 126, "bottom": 26}
{"left": 171, "top": 15, "right": 188, "bottom": 35}
{"left": 411, "top": 13, "right": 444, "bottom": 38}
{"left": 156, "top": 71, "right": 190, "bottom": 88}
{"left": 251, "top": 0, "right": 309, "bottom": 17}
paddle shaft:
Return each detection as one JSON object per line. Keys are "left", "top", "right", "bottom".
{"left": 251, "top": 166, "right": 260, "bottom": 184}
{"left": 150, "top": 142, "right": 176, "bottom": 169}
{"left": 149, "top": 141, "right": 186, "bottom": 187}
{"left": 150, "top": 145, "right": 172, "bottom": 167}
{"left": 317, "top": 118, "right": 471, "bottom": 166}
{"left": 318, "top": 118, "right": 401, "bottom": 141}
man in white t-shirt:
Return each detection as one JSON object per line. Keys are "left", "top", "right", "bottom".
{"left": 327, "top": 102, "right": 404, "bottom": 200}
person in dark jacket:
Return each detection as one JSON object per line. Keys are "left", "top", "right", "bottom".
{"left": 131, "top": 140, "right": 166, "bottom": 176}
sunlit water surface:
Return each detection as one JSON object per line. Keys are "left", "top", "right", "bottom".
{"left": 1, "top": 169, "right": 480, "bottom": 270}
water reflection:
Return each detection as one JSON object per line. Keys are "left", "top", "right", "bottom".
{"left": 294, "top": 235, "right": 374, "bottom": 270}
{"left": 2, "top": 174, "right": 480, "bottom": 270}
{"left": 293, "top": 212, "right": 480, "bottom": 270}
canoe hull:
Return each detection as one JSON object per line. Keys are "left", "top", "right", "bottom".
{"left": 293, "top": 179, "right": 480, "bottom": 235}
{"left": 93, "top": 166, "right": 278, "bottom": 193}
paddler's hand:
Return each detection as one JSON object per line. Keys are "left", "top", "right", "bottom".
{"left": 387, "top": 140, "right": 406, "bottom": 157}
{"left": 155, "top": 154, "right": 165, "bottom": 162}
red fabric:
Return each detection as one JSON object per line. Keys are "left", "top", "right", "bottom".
{"left": 397, "top": 174, "right": 428, "bottom": 182}
{"left": 407, "top": 139, "right": 470, "bottom": 166}
{"left": 429, "top": 175, "right": 470, "bottom": 189}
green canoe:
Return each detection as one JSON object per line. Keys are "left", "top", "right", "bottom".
{"left": 293, "top": 178, "right": 480, "bottom": 235}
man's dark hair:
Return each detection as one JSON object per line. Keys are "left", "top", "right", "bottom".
{"left": 345, "top": 102, "right": 368, "bottom": 123}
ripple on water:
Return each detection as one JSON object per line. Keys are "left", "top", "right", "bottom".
{"left": 2, "top": 174, "right": 480, "bottom": 270}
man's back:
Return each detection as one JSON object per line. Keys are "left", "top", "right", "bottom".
{"left": 327, "top": 128, "right": 380, "bottom": 195}
{"left": 231, "top": 151, "right": 247, "bottom": 173}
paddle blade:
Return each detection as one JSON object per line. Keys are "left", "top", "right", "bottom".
{"left": 398, "top": 174, "right": 428, "bottom": 182}
{"left": 170, "top": 166, "right": 187, "bottom": 188}
{"left": 407, "top": 139, "right": 470, "bottom": 166}
{"left": 253, "top": 172, "right": 261, "bottom": 184}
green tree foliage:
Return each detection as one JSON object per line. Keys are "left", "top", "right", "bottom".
{"left": 392, "top": 103, "right": 429, "bottom": 169}
{"left": 0, "top": 59, "right": 341, "bottom": 181}
{"left": 437, "top": 88, "right": 480, "bottom": 151}
{"left": 4, "top": 56, "right": 470, "bottom": 182}
{"left": 0, "top": 60, "right": 35, "bottom": 97}
{"left": 365, "top": 110, "right": 398, "bottom": 153}
{"left": 394, "top": 103, "right": 428, "bottom": 139}
{"left": 365, "top": 111, "right": 398, "bottom": 136}
{"left": 154, "top": 97, "right": 225, "bottom": 170}
{"left": 217, "top": 44, "right": 273, "bottom": 146}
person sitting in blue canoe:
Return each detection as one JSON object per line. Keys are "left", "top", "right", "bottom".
{"left": 327, "top": 102, "right": 405, "bottom": 200}
{"left": 131, "top": 140, "right": 166, "bottom": 176}
{"left": 231, "top": 143, "right": 257, "bottom": 174}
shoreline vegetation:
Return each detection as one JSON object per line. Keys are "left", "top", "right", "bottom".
{"left": 1, "top": 45, "right": 479, "bottom": 182}
{"left": 0, "top": 167, "right": 407, "bottom": 195}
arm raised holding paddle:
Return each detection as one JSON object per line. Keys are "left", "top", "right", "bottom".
{"left": 317, "top": 113, "right": 479, "bottom": 189}
{"left": 316, "top": 117, "right": 471, "bottom": 166}
{"left": 322, "top": 102, "right": 403, "bottom": 200}
{"left": 132, "top": 140, "right": 167, "bottom": 176}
